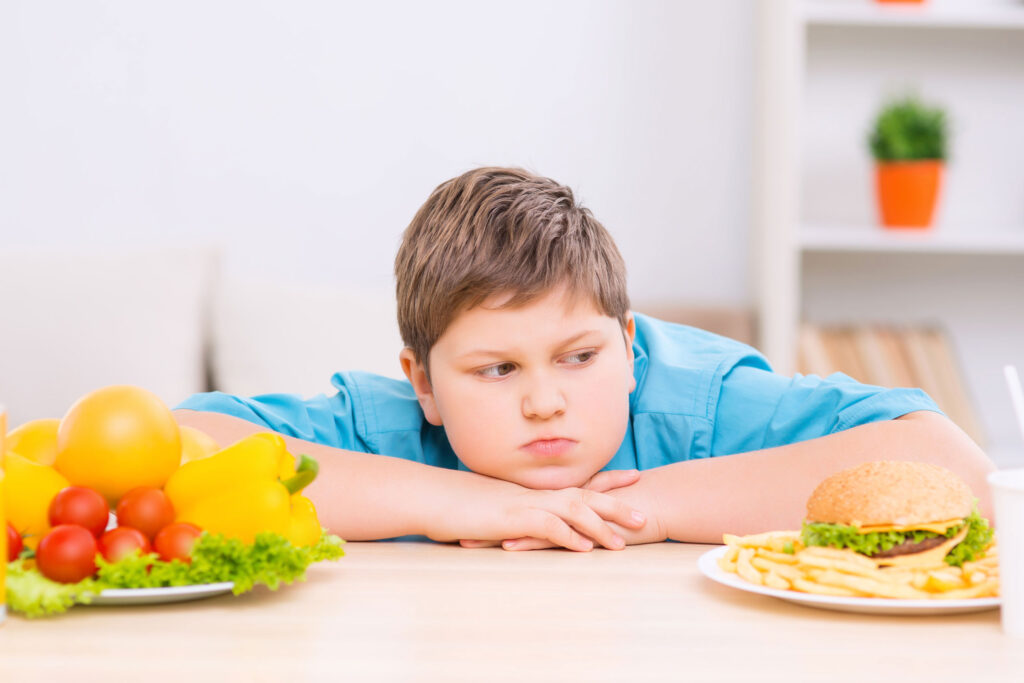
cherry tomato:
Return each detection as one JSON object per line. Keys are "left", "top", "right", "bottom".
{"left": 116, "top": 487, "right": 175, "bottom": 541}
{"left": 48, "top": 486, "right": 109, "bottom": 537}
{"left": 7, "top": 522, "right": 24, "bottom": 561}
{"left": 153, "top": 522, "right": 202, "bottom": 562}
{"left": 98, "top": 526, "right": 152, "bottom": 563}
{"left": 36, "top": 524, "right": 98, "bottom": 583}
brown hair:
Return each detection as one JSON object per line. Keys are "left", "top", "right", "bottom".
{"left": 395, "top": 167, "right": 629, "bottom": 370}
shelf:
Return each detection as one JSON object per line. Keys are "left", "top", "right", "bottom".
{"left": 802, "top": 1, "right": 1024, "bottom": 30}
{"left": 756, "top": 1, "right": 1024, "bottom": 457}
{"left": 800, "top": 225, "right": 1024, "bottom": 254}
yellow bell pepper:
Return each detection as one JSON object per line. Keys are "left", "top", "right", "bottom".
{"left": 1, "top": 452, "right": 71, "bottom": 548}
{"left": 5, "top": 418, "right": 61, "bottom": 466}
{"left": 287, "top": 495, "right": 322, "bottom": 547}
{"left": 165, "top": 432, "right": 284, "bottom": 510}
{"left": 277, "top": 449, "right": 297, "bottom": 481}
{"left": 177, "top": 479, "right": 291, "bottom": 542}
{"left": 163, "top": 432, "right": 321, "bottom": 544}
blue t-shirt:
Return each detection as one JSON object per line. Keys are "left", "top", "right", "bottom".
{"left": 176, "top": 314, "right": 941, "bottom": 470}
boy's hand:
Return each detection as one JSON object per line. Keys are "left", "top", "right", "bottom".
{"left": 457, "top": 469, "right": 654, "bottom": 552}
{"left": 444, "top": 471, "right": 647, "bottom": 552}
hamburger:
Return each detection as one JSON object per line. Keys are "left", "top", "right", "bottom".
{"left": 801, "top": 461, "right": 992, "bottom": 568}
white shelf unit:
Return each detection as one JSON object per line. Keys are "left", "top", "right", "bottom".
{"left": 801, "top": 226, "right": 1024, "bottom": 255}
{"left": 754, "top": 0, "right": 1024, "bottom": 461}
{"left": 802, "top": 1, "right": 1024, "bottom": 29}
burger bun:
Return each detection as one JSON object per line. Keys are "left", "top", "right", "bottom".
{"left": 806, "top": 460, "right": 973, "bottom": 527}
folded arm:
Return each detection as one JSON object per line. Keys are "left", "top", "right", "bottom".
{"left": 612, "top": 410, "right": 995, "bottom": 545}
{"left": 173, "top": 409, "right": 646, "bottom": 550}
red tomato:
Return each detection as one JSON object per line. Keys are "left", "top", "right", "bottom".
{"left": 7, "top": 522, "right": 24, "bottom": 561}
{"left": 36, "top": 524, "right": 98, "bottom": 583}
{"left": 153, "top": 522, "right": 202, "bottom": 562}
{"left": 98, "top": 526, "right": 152, "bottom": 563}
{"left": 48, "top": 486, "right": 110, "bottom": 537}
{"left": 116, "top": 487, "right": 175, "bottom": 540}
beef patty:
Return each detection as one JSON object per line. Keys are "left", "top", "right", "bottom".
{"left": 872, "top": 534, "right": 951, "bottom": 558}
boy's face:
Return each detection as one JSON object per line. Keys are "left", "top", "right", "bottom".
{"left": 401, "top": 286, "right": 636, "bottom": 490}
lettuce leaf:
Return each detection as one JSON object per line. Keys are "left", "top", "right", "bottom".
{"left": 4, "top": 563, "right": 99, "bottom": 618}
{"left": 944, "top": 510, "right": 992, "bottom": 567}
{"left": 6, "top": 530, "right": 345, "bottom": 619}
{"left": 801, "top": 522, "right": 946, "bottom": 556}
{"left": 801, "top": 508, "right": 992, "bottom": 567}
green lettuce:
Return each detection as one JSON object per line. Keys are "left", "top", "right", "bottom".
{"left": 801, "top": 509, "right": 992, "bottom": 567}
{"left": 4, "top": 563, "right": 99, "bottom": 618}
{"left": 944, "top": 511, "right": 993, "bottom": 567}
{"left": 6, "top": 530, "right": 345, "bottom": 619}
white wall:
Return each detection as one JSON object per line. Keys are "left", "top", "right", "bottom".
{"left": 0, "top": 0, "right": 755, "bottom": 307}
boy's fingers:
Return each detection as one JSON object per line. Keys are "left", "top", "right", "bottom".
{"left": 530, "top": 510, "right": 594, "bottom": 552}
{"left": 552, "top": 496, "right": 624, "bottom": 551}
{"left": 502, "top": 537, "right": 556, "bottom": 551}
{"left": 582, "top": 489, "right": 647, "bottom": 530}
{"left": 459, "top": 539, "right": 501, "bottom": 548}
{"left": 582, "top": 469, "right": 641, "bottom": 493}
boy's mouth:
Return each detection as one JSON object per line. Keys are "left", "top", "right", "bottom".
{"left": 521, "top": 438, "right": 577, "bottom": 458}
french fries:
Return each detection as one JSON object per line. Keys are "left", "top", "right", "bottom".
{"left": 717, "top": 531, "right": 999, "bottom": 600}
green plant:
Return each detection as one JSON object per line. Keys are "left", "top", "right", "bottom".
{"left": 868, "top": 95, "right": 948, "bottom": 162}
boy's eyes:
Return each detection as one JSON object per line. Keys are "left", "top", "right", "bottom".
{"left": 563, "top": 350, "right": 596, "bottom": 365}
{"left": 477, "top": 362, "right": 517, "bottom": 378}
{"left": 473, "top": 349, "right": 598, "bottom": 378}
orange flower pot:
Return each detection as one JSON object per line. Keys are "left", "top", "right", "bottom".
{"left": 875, "top": 160, "right": 943, "bottom": 229}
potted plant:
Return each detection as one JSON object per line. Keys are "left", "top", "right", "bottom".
{"left": 868, "top": 95, "right": 948, "bottom": 229}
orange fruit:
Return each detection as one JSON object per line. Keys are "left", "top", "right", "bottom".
{"left": 55, "top": 385, "right": 182, "bottom": 504}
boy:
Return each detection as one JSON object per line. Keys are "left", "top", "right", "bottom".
{"left": 175, "top": 167, "right": 994, "bottom": 551}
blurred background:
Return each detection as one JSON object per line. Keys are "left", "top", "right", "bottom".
{"left": 1, "top": 0, "right": 1022, "bottom": 463}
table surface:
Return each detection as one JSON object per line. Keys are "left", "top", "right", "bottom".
{"left": 2, "top": 541, "right": 1021, "bottom": 682}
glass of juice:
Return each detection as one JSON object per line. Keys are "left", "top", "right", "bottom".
{"left": 1, "top": 404, "right": 7, "bottom": 625}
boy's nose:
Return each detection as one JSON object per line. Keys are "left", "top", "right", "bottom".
{"left": 521, "top": 378, "right": 567, "bottom": 420}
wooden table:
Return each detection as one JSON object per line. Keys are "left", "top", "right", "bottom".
{"left": 2, "top": 541, "right": 1021, "bottom": 681}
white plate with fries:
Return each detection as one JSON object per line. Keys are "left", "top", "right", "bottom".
{"left": 699, "top": 538, "right": 1000, "bottom": 615}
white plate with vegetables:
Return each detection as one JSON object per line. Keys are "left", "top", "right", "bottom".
{"left": 88, "top": 582, "right": 235, "bottom": 606}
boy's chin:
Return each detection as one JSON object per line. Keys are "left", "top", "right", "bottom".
{"left": 512, "top": 466, "right": 591, "bottom": 491}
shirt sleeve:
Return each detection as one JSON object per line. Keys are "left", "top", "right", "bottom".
{"left": 175, "top": 372, "right": 456, "bottom": 468}
{"left": 711, "top": 366, "right": 944, "bottom": 456}
{"left": 175, "top": 388, "right": 368, "bottom": 452}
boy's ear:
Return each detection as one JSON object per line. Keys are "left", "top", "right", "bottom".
{"left": 624, "top": 313, "right": 637, "bottom": 392}
{"left": 399, "top": 347, "right": 443, "bottom": 426}
{"left": 625, "top": 313, "right": 636, "bottom": 355}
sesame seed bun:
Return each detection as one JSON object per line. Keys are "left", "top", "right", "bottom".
{"left": 805, "top": 461, "right": 973, "bottom": 527}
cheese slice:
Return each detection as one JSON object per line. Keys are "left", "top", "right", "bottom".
{"left": 870, "top": 525, "right": 970, "bottom": 569}
{"left": 853, "top": 518, "right": 964, "bottom": 534}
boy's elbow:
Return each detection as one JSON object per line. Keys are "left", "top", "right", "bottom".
{"left": 895, "top": 410, "right": 996, "bottom": 518}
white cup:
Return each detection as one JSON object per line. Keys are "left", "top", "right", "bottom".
{"left": 988, "top": 468, "right": 1024, "bottom": 637}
